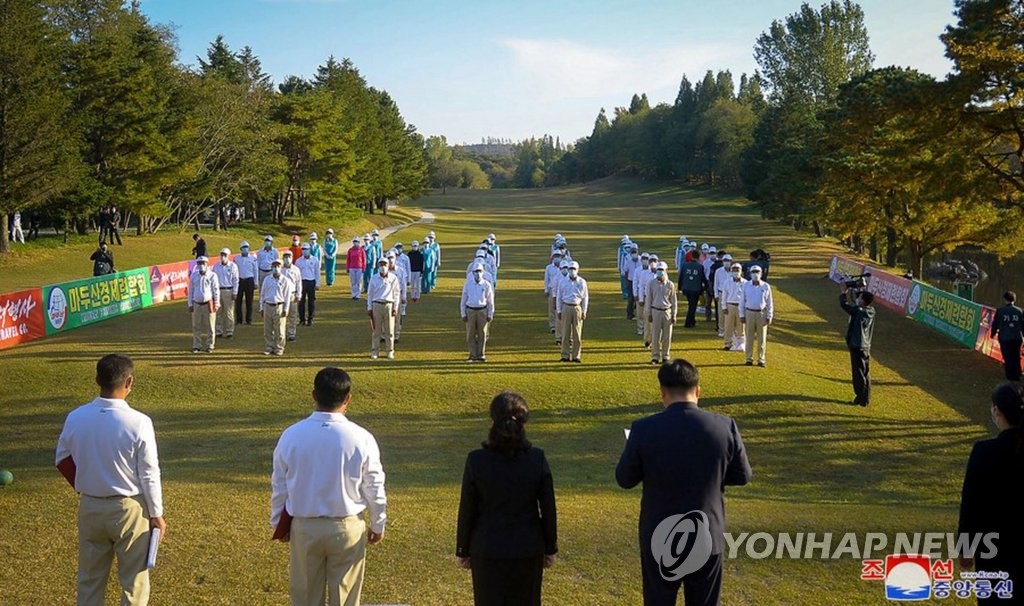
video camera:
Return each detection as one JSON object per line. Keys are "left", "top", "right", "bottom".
{"left": 841, "top": 273, "right": 871, "bottom": 289}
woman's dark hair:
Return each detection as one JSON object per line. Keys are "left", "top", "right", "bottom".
{"left": 992, "top": 382, "right": 1024, "bottom": 452}
{"left": 483, "top": 391, "right": 531, "bottom": 455}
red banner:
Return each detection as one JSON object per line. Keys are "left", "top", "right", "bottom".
{"left": 863, "top": 266, "right": 913, "bottom": 314}
{"left": 150, "top": 261, "right": 193, "bottom": 304}
{"left": 0, "top": 288, "right": 45, "bottom": 350}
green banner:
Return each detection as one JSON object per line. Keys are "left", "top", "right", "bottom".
{"left": 42, "top": 268, "right": 154, "bottom": 335}
{"left": 904, "top": 280, "right": 982, "bottom": 348}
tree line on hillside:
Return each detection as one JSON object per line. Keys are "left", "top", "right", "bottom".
{"left": 0, "top": 0, "right": 428, "bottom": 253}
{"left": 429, "top": 0, "right": 1024, "bottom": 277}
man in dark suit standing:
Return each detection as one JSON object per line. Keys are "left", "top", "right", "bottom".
{"left": 616, "top": 359, "right": 752, "bottom": 606}
{"left": 840, "top": 286, "right": 876, "bottom": 406}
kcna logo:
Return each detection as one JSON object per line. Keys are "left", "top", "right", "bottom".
{"left": 651, "top": 510, "right": 713, "bottom": 581}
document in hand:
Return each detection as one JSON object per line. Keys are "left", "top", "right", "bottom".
{"left": 272, "top": 508, "right": 293, "bottom": 541}
{"left": 146, "top": 528, "right": 161, "bottom": 569}
{"left": 56, "top": 456, "right": 77, "bottom": 488}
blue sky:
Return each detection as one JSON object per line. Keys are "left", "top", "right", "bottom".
{"left": 139, "top": 0, "right": 957, "bottom": 145}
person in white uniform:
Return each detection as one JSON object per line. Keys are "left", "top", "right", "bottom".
{"left": 212, "top": 248, "right": 239, "bottom": 338}
{"left": 281, "top": 251, "right": 303, "bottom": 342}
{"left": 55, "top": 354, "right": 166, "bottom": 606}
{"left": 260, "top": 259, "right": 294, "bottom": 356}
{"left": 271, "top": 367, "right": 387, "bottom": 606}
{"left": 557, "top": 261, "right": 589, "bottom": 363}
{"left": 366, "top": 258, "right": 401, "bottom": 359}
{"left": 461, "top": 264, "right": 495, "bottom": 362}
{"left": 188, "top": 256, "right": 220, "bottom": 353}
{"left": 739, "top": 265, "right": 774, "bottom": 367}
{"left": 720, "top": 262, "right": 747, "bottom": 351}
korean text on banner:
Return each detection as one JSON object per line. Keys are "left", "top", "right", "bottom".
{"left": 828, "top": 255, "right": 866, "bottom": 284}
{"left": 150, "top": 260, "right": 193, "bottom": 304}
{"left": 864, "top": 267, "right": 913, "bottom": 314}
{"left": 904, "top": 280, "right": 982, "bottom": 349}
{"left": 0, "top": 289, "right": 46, "bottom": 350}
{"left": 43, "top": 268, "right": 154, "bottom": 335}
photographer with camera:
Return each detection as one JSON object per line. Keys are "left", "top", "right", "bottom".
{"left": 840, "top": 275, "right": 875, "bottom": 407}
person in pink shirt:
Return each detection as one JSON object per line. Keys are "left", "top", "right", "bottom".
{"left": 346, "top": 237, "right": 367, "bottom": 300}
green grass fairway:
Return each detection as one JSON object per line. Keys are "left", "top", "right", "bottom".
{"left": 0, "top": 179, "right": 1007, "bottom": 605}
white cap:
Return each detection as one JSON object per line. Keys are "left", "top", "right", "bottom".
{"left": 622, "top": 234, "right": 629, "bottom": 240}
{"left": 196, "top": 256, "right": 209, "bottom": 263}
{"left": 471, "top": 263, "right": 484, "bottom": 272}
{"left": 412, "top": 240, "right": 419, "bottom": 245}
{"left": 377, "top": 258, "right": 388, "bottom": 265}
{"left": 271, "top": 258, "right": 283, "bottom": 266}
{"left": 569, "top": 261, "right": 580, "bottom": 270}
{"left": 239, "top": 241, "right": 250, "bottom": 248}
{"left": 283, "top": 250, "right": 293, "bottom": 258}
{"left": 309, "top": 232, "right": 318, "bottom": 239}
{"left": 264, "top": 235, "right": 273, "bottom": 242}
{"left": 475, "top": 251, "right": 485, "bottom": 258}
{"left": 428, "top": 231, "right": 436, "bottom": 237}
{"left": 731, "top": 262, "right": 742, "bottom": 270}
{"left": 708, "top": 246, "right": 717, "bottom": 253}
{"left": 301, "top": 243, "right": 310, "bottom": 250}
{"left": 386, "top": 251, "right": 397, "bottom": 259}
{"left": 621, "top": 236, "right": 630, "bottom": 243}
{"left": 679, "top": 236, "right": 686, "bottom": 242}
{"left": 723, "top": 253, "right": 733, "bottom": 260}
{"left": 220, "top": 247, "right": 231, "bottom": 255}
{"left": 560, "top": 260, "right": 571, "bottom": 268}
{"left": 641, "top": 252, "right": 650, "bottom": 259}
{"left": 372, "top": 229, "right": 380, "bottom": 235}
{"left": 656, "top": 261, "right": 668, "bottom": 270}
{"left": 554, "top": 233, "right": 563, "bottom": 239}
{"left": 363, "top": 233, "right": 370, "bottom": 240}
{"left": 488, "top": 233, "right": 496, "bottom": 239}
{"left": 649, "top": 254, "right": 659, "bottom": 260}
{"left": 701, "top": 243, "right": 709, "bottom": 251}
{"left": 352, "top": 237, "right": 360, "bottom": 242}
{"left": 750, "top": 265, "right": 763, "bottom": 274}
{"left": 326, "top": 228, "right": 334, "bottom": 234}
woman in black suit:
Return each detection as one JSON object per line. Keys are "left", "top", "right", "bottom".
{"left": 456, "top": 391, "right": 558, "bottom": 606}
{"left": 958, "top": 382, "right": 1024, "bottom": 604}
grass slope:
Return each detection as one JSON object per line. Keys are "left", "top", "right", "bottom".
{"left": 0, "top": 179, "right": 1005, "bottom": 605}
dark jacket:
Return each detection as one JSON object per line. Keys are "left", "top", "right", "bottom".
{"left": 90, "top": 249, "right": 115, "bottom": 276}
{"left": 408, "top": 250, "right": 425, "bottom": 273}
{"left": 991, "top": 304, "right": 1024, "bottom": 342}
{"left": 616, "top": 401, "right": 751, "bottom": 554}
{"left": 841, "top": 293, "right": 875, "bottom": 352}
{"left": 679, "top": 260, "right": 708, "bottom": 294}
{"left": 456, "top": 446, "right": 557, "bottom": 559}
{"left": 958, "top": 429, "right": 1023, "bottom": 572}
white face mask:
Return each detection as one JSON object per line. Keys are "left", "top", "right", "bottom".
{"left": 474, "top": 272, "right": 483, "bottom": 282}
{"left": 568, "top": 269, "right": 578, "bottom": 279}
{"left": 379, "top": 267, "right": 388, "bottom": 276}
{"left": 752, "top": 273, "right": 762, "bottom": 282}
{"left": 641, "top": 260, "right": 649, "bottom": 269}
{"left": 656, "top": 270, "right": 665, "bottom": 279}
{"left": 220, "top": 257, "right": 228, "bottom": 265}
{"left": 732, "top": 270, "right": 741, "bottom": 278}
{"left": 272, "top": 267, "right": 281, "bottom": 276}
{"left": 284, "top": 258, "right": 292, "bottom": 267}
{"left": 631, "top": 254, "right": 639, "bottom": 260}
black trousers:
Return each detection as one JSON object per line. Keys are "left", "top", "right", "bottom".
{"left": 299, "top": 279, "right": 316, "bottom": 322}
{"left": 998, "top": 339, "right": 1023, "bottom": 382}
{"left": 707, "top": 286, "right": 718, "bottom": 324}
{"left": 470, "top": 555, "right": 544, "bottom": 606}
{"left": 850, "top": 347, "right": 871, "bottom": 404}
{"left": 236, "top": 277, "right": 255, "bottom": 323}
{"left": 683, "top": 290, "right": 701, "bottom": 327}
{"left": 626, "top": 280, "right": 635, "bottom": 319}
{"left": 641, "top": 548, "right": 723, "bottom": 606}
{"left": 108, "top": 226, "right": 122, "bottom": 245}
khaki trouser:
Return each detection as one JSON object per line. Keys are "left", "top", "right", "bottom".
{"left": 636, "top": 301, "right": 646, "bottom": 335}
{"left": 216, "top": 290, "right": 235, "bottom": 336}
{"left": 466, "top": 307, "right": 490, "bottom": 359}
{"left": 290, "top": 516, "right": 367, "bottom": 606}
{"left": 723, "top": 303, "right": 741, "bottom": 347}
{"left": 371, "top": 302, "right": 395, "bottom": 356}
{"left": 287, "top": 297, "right": 301, "bottom": 339}
{"left": 650, "top": 306, "right": 673, "bottom": 362}
{"left": 549, "top": 296, "right": 562, "bottom": 340}
{"left": 560, "top": 304, "right": 584, "bottom": 360}
{"left": 77, "top": 495, "right": 151, "bottom": 606}
{"left": 191, "top": 303, "right": 215, "bottom": 350}
{"left": 263, "top": 303, "right": 286, "bottom": 354}
{"left": 744, "top": 310, "right": 768, "bottom": 364}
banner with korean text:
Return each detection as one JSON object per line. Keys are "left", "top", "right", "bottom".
{"left": 42, "top": 268, "right": 154, "bottom": 335}
{"left": 904, "top": 280, "right": 982, "bottom": 349}
{"left": 0, "top": 289, "right": 46, "bottom": 350}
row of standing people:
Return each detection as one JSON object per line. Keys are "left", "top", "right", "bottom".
{"left": 618, "top": 235, "right": 775, "bottom": 366}
{"left": 460, "top": 235, "right": 501, "bottom": 362}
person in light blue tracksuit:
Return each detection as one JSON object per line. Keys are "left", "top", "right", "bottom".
{"left": 362, "top": 233, "right": 377, "bottom": 293}
{"left": 421, "top": 235, "right": 436, "bottom": 294}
